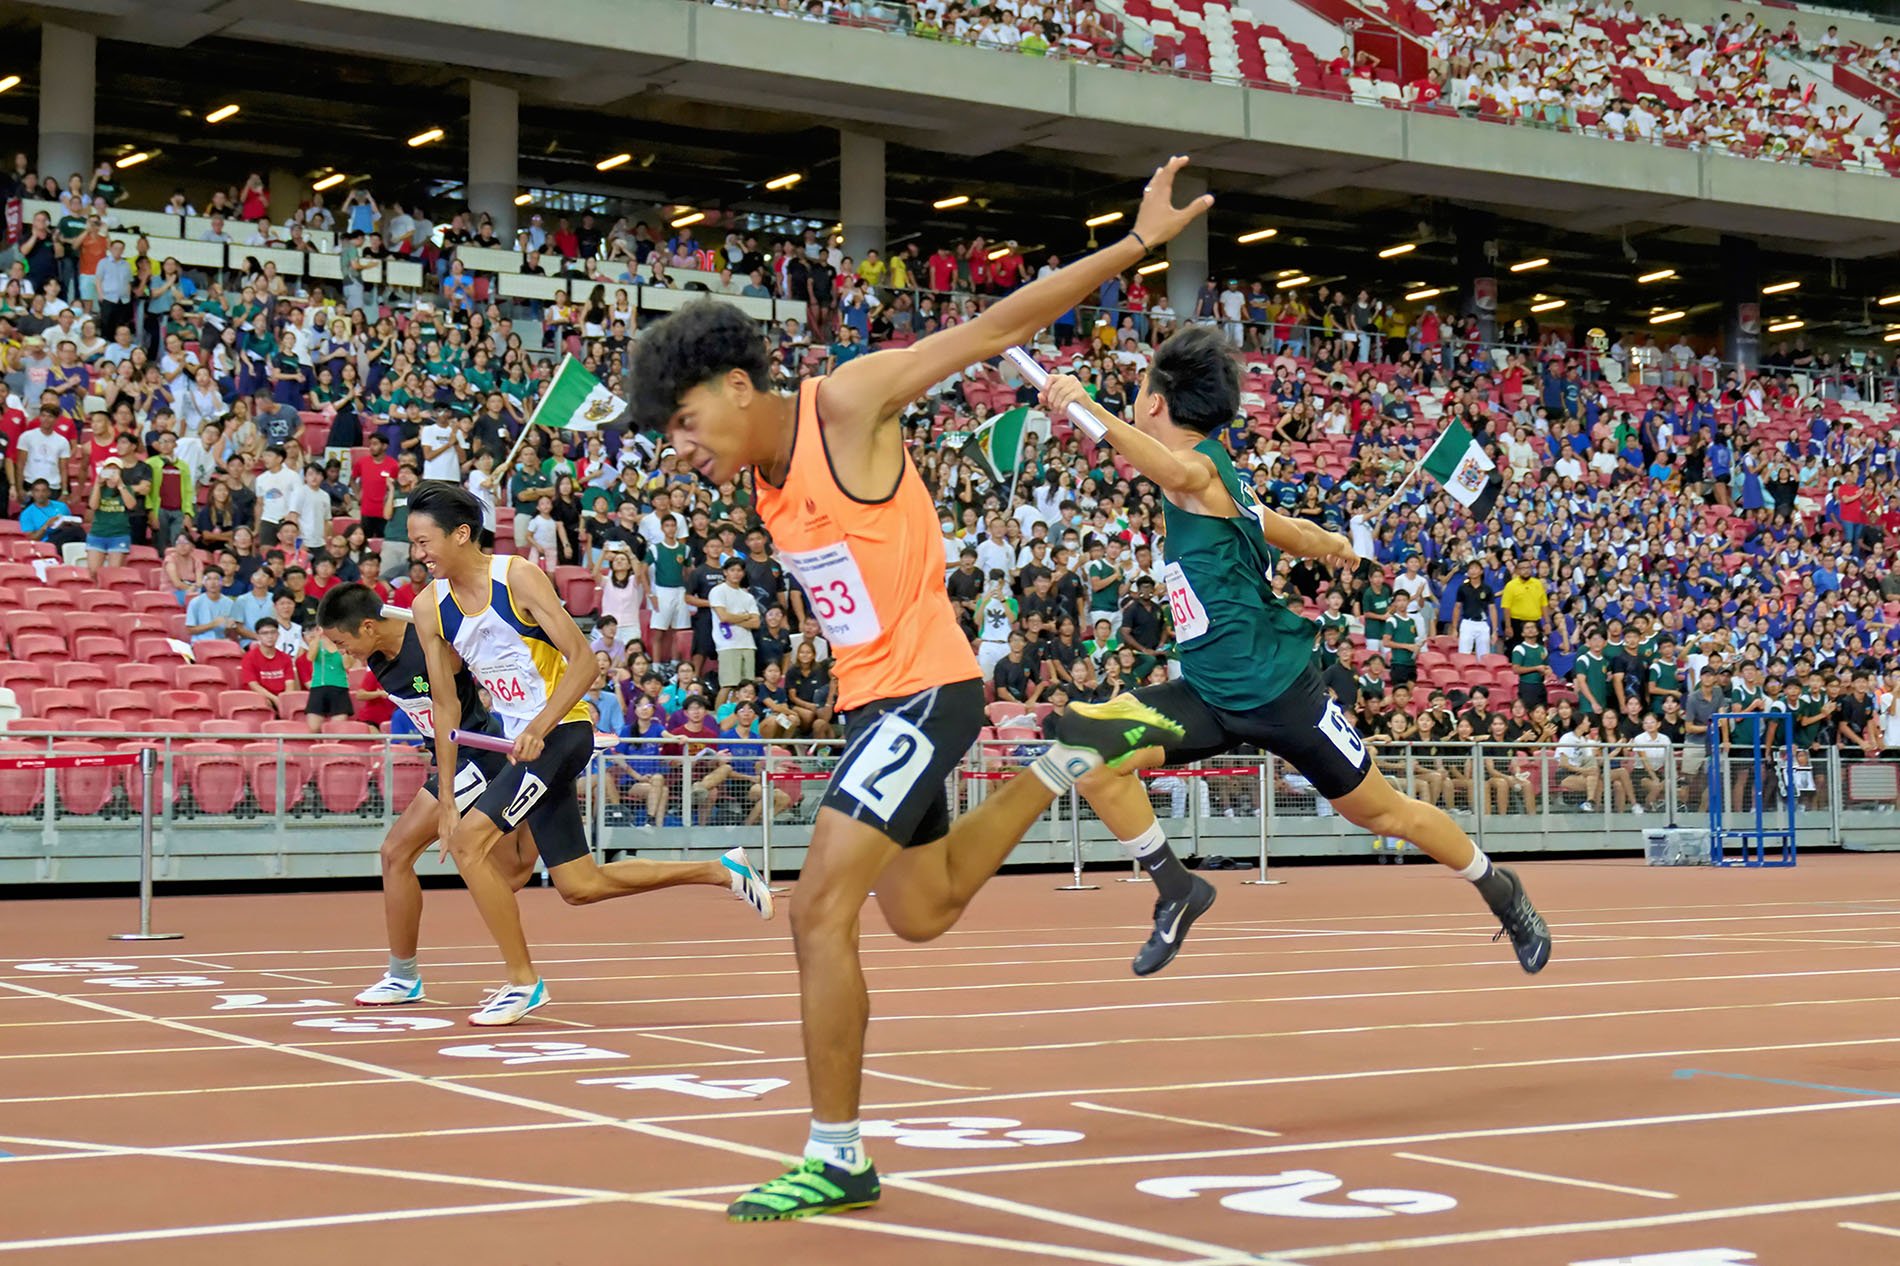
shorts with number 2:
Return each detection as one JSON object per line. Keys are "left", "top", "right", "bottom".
{"left": 1133, "top": 667, "right": 1372, "bottom": 801}
{"left": 820, "top": 680, "right": 985, "bottom": 847}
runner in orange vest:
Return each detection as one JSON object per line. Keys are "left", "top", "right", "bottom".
{"left": 629, "top": 157, "right": 1214, "bottom": 1221}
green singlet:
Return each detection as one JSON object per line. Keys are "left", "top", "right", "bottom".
{"left": 1159, "top": 436, "right": 1315, "bottom": 712}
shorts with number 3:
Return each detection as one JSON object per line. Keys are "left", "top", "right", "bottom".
{"left": 819, "top": 681, "right": 986, "bottom": 847}
{"left": 1128, "top": 668, "right": 1372, "bottom": 801}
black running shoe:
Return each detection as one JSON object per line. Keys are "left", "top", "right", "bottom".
{"left": 1133, "top": 874, "right": 1217, "bottom": 976}
{"left": 1488, "top": 866, "right": 1551, "bottom": 973}
{"left": 1050, "top": 695, "right": 1187, "bottom": 773}
{"left": 727, "top": 1158, "right": 881, "bottom": 1222}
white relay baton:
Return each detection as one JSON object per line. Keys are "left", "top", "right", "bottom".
{"left": 1003, "top": 346, "right": 1107, "bottom": 443}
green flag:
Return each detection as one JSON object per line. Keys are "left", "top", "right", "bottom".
{"left": 1420, "top": 420, "right": 1500, "bottom": 516}
{"left": 967, "top": 406, "right": 1037, "bottom": 482}
{"left": 529, "top": 356, "right": 626, "bottom": 433}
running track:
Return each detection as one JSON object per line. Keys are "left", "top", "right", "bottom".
{"left": 3, "top": 856, "right": 1900, "bottom": 1265}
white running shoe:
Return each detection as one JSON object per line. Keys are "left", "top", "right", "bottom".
{"left": 721, "top": 847, "right": 775, "bottom": 920}
{"left": 354, "top": 975, "right": 424, "bottom": 1006}
{"left": 469, "top": 979, "right": 549, "bottom": 1026}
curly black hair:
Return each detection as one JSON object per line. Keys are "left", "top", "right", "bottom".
{"left": 628, "top": 301, "right": 773, "bottom": 431}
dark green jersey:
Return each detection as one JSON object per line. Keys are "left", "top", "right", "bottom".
{"left": 1793, "top": 691, "right": 1829, "bottom": 747}
{"left": 1085, "top": 558, "right": 1122, "bottom": 612}
{"left": 1573, "top": 651, "right": 1610, "bottom": 713}
{"left": 1359, "top": 585, "right": 1392, "bottom": 639}
{"left": 1160, "top": 437, "right": 1314, "bottom": 710}
{"left": 647, "top": 539, "right": 688, "bottom": 588}
{"left": 1384, "top": 619, "right": 1418, "bottom": 666}
{"left": 1511, "top": 640, "right": 1547, "bottom": 675}
{"left": 1647, "top": 661, "right": 1682, "bottom": 715}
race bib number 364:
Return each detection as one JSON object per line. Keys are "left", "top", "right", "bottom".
{"left": 783, "top": 543, "right": 882, "bottom": 647}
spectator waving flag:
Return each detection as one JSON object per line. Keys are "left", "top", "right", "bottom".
{"left": 529, "top": 356, "right": 627, "bottom": 433}
{"left": 967, "top": 405, "right": 1035, "bottom": 482}
{"left": 1420, "top": 419, "right": 1500, "bottom": 517}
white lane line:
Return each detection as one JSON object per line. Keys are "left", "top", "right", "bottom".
{"left": 0, "top": 976, "right": 1252, "bottom": 1264}
{"left": 256, "top": 971, "right": 334, "bottom": 986}
{"left": 1073, "top": 1100, "right": 1282, "bottom": 1140}
{"left": 864, "top": 1069, "right": 984, "bottom": 1091}
{"left": 635, "top": 1031, "right": 764, "bottom": 1056}
{"left": 896, "top": 1094, "right": 1900, "bottom": 1182}
{"left": 1391, "top": 1151, "right": 1676, "bottom": 1200}
{"left": 1840, "top": 1220, "right": 1900, "bottom": 1240}
{"left": 171, "top": 957, "right": 234, "bottom": 971}
{"left": 1268, "top": 1189, "right": 1900, "bottom": 1259}
{"left": 0, "top": 1199, "right": 603, "bottom": 1253}
{"left": 0, "top": 1120, "right": 598, "bottom": 1163}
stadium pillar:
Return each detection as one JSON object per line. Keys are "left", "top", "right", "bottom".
{"left": 1165, "top": 173, "right": 1208, "bottom": 322}
{"left": 37, "top": 25, "right": 95, "bottom": 185}
{"left": 467, "top": 80, "right": 519, "bottom": 239}
{"left": 1456, "top": 209, "right": 1497, "bottom": 345}
{"left": 839, "top": 131, "right": 885, "bottom": 262}
{"left": 1722, "top": 234, "right": 1760, "bottom": 373}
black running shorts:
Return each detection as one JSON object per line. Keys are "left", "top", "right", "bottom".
{"left": 819, "top": 679, "right": 986, "bottom": 848}
{"left": 467, "top": 720, "right": 594, "bottom": 867}
{"left": 422, "top": 745, "right": 512, "bottom": 813}
{"left": 1132, "top": 666, "right": 1373, "bottom": 801}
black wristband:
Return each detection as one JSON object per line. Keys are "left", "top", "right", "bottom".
{"left": 1128, "top": 229, "right": 1148, "bottom": 252}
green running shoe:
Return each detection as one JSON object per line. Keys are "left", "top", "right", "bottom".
{"left": 1050, "top": 694, "right": 1187, "bottom": 772}
{"left": 726, "top": 1158, "right": 881, "bottom": 1222}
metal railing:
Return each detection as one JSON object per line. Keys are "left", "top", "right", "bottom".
{"left": 3, "top": 730, "right": 1896, "bottom": 884}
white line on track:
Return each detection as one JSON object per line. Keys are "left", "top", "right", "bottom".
{"left": 1264, "top": 1189, "right": 1900, "bottom": 1259}
{"left": 864, "top": 1069, "right": 985, "bottom": 1090}
{"left": 0, "top": 1199, "right": 604, "bottom": 1254}
{"left": 0, "top": 976, "right": 1253, "bottom": 1263}
{"left": 1391, "top": 1151, "right": 1677, "bottom": 1200}
{"left": 1840, "top": 1220, "right": 1900, "bottom": 1240}
{"left": 634, "top": 1031, "right": 765, "bottom": 1055}
{"left": 1073, "top": 1100, "right": 1282, "bottom": 1139}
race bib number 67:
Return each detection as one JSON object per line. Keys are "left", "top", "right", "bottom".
{"left": 783, "top": 543, "right": 882, "bottom": 647}
{"left": 1162, "top": 562, "right": 1210, "bottom": 642}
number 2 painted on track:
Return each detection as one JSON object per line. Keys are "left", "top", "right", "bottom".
{"left": 1138, "top": 1171, "right": 1456, "bottom": 1220}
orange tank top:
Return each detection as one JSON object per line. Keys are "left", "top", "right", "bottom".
{"left": 754, "top": 378, "right": 978, "bottom": 712}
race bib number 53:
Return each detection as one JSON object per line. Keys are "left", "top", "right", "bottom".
{"left": 783, "top": 543, "right": 882, "bottom": 647}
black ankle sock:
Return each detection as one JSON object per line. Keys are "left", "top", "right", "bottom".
{"left": 1142, "top": 845, "right": 1194, "bottom": 901}
{"left": 1473, "top": 863, "right": 1514, "bottom": 911}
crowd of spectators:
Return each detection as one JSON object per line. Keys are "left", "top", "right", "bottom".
{"left": 6, "top": 155, "right": 1900, "bottom": 825}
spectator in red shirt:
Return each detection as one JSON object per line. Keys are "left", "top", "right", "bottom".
{"left": 1838, "top": 479, "right": 1868, "bottom": 551}
{"left": 388, "top": 560, "right": 430, "bottom": 609}
{"left": 306, "top": 554, "right": 341, "bottom": 600}
{"left": 1408, "top": 69, "right": 1444, "bottom": 105}
{"left": 926, "top": 245, "right": 956, "bottom": 295}
{"left": 351, "top": 664, "right": 395, "bottom": 728}
{"left": 240, "top": 618, "right": 298, "bottom": 716}
{"left": 351, "top": 433, "right": 398, "bottom": 539}
{"left": 990, "top": 245, "right": 1022, "bottom": 291}
{"left": 357, "top": 553, "right": 392, "bottom": 604}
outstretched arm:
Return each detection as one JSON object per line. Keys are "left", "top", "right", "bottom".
{"left": 817, "top": 157, "right": 1214, "bottom": 430}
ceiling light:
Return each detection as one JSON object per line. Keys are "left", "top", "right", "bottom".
{"left": 1275, "top": 269, "right": 1302, "bottom": 278}
{"left": 0, "top": 76, "right": 19, "bottom": 94}
{"left": 1509, "top": 257, "right": 1550, "bottom": 273}
{"left": 670, "top": 211, "right": 705, "bottom": 228}
{"left": 114, "top": 152, "right": 150, "bottom": 169}
{"left": 513, "top": 193, "right": 533, "bottom": 206}
{"left": 1530, "top": 299, "right": 1564, "bottom": 312}
{"left": 406, "top": 127, "right": 444, "bottom": 148}
{"left": 205, "top": 104, "right": 240, "bottom": 124}
{"left": 932, "top": 195, "right": 970, "bottom": 210}
{"left": 765, "top": 173, "right": 802, "bottom": 190}
{"left": 1405, "top": 287, "right": 1446, "bottom": 301}
{"left": 595, "top": 153, "right": 632, "bottom": 172}
{"left": 987, "top": 246, "right": 1012, "bottom": 260}
{"left": 1237, "top": 227, "right": 1277, "bottom": 244}
{"left": 311, "top": 172, "right": 345, "bottom": 192}
{"left": 1767, "top": 318, "right": 1804, "bottom": 332}
{"left": 1275, "top": 275, "right": 1310, "bottom": 289}
{"left": 1885, "top": 330, "right": 1900, "bottom": 342}
{"left": 1637, "top": 269, "right": 1676, "bottom": 283}
{"left": 1137, "top": 260, "right": 1169, "bottom": 275}
{"left": 1650, "top": 310, "right": 1685, "bottom": 324}
{"left": 1761, "top": 280, "right": 1800, "bottom": 295}
{"left": 1378, "top": 243, "right": 1416, "bottom": 259}
{"left": 1084, "top": 211, "right": 1123, "bottom": 228}
{"left": 1880, "top": 293, "right": 1900, "bottom": 306}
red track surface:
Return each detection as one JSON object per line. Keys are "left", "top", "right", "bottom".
{"left": 4, "top": 857, "right": 1900, "bottom": 1265}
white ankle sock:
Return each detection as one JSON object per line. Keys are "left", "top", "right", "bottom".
{"left": 1455, "top": 849, "right": 1492, "bottom": 882}
{"left": 804, "top": 1119, "right": 867, "bottom": 1172}
{"left": 1118, "top": 822, "right": 1168, "bottom": 860}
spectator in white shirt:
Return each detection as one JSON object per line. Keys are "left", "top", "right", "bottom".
{"left": 17, "top": 408, "right": 72, "bottom": 492}
{"left": 419, "top": 412, "right": 465, "bottom": 481}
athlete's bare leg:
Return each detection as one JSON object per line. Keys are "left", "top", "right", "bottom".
{"left": 383, "top": 790, "right": 535, "bottom": 960}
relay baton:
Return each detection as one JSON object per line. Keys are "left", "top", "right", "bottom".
{"left": 450, "top": 728, "right": 619, "bottom": 754}
{"left": 1003, "top": 346, "right": 1107, "bottom": 443}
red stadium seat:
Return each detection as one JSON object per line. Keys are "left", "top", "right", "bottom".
{"left": 96, "top": 690, "right": 150, "bottom": 725}
{"left": 0, "top": 740, "right": 46, "bottom": 816}
{"left": 217, "top": 692, "right": 277, "bottom": 726}
{"left": 179, "top": 742, "right": 248, "bottom": 815}
{"left": 51, "top": 663, "right": 110, "bottom": 692}
{"left": 20, "top": 587, "right": 77, "bottom": 615}
{"left": 554, "top": 566, "right": 598, "bottom": 616}
{"left": 130, "top": 591, "right": 181, "bottom": 615}
{"left": 30, "top": 688, "right": 87, "bottom": 716}
{"left": 279, "top": 690, "right": 309, "bottom": 718}
{"left": 311, "top": 742, "right": 374, "bottom": 814}
{"left": 322, "top": 718, "right": 375, "bottom": 735}
{"left": 157, "top": 690, "right": 214, "bottom": 720}
{"left": 43, "top": 566, "right": 89, "bottom": 589}
{"left": 111, "top": 663, "right": 165, "bottom": 692}
{"left": 7, "top": 611, "right": 62, "bottom": 648}
{"left": 195, "top": 642, "right": 244, "bottom": 671}
{"left": 385, "top": 746, "right": 430, "bottom": 808}
{"left": 244, "top": 741, "right": 313, "bottom": 814}
{"left": 54, "top": 742, "right": 119, "bottom": 816}
{"left": 175, "top": 665, "right": 231, "bottom": 695}
{"left": 74, "top": 588, "right": 130, "bottom": 614}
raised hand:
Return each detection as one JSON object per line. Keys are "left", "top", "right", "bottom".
{"left": 1131, "top": 156, "right": 1216, "bottom": 250}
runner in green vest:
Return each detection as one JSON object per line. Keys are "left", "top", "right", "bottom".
{"left": 1039, "top": 325, "right": 1550, "bottom": 976}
